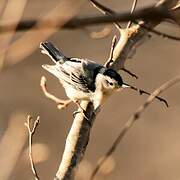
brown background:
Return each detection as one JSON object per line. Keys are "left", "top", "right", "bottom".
{"left": 0, "top": 0, "right": 180, "bottom": 180}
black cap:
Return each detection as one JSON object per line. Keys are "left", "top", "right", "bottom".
{"left": 102, "top": 68, "right": 123, "bottom": 86}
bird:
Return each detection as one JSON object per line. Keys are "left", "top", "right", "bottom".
{"left": 40, "top": 41, "right": 168, "bottom": 118}
{"left": 40, "top": 41, "right": 130, "bottom": 118}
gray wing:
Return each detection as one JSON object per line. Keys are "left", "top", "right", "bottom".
{"left": 42, "top": 57, "right": 104, "bottom": 93}
{"left": 58, "top": 58, "right": 104, "bottom": 93}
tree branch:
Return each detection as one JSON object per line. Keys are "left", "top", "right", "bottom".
{"left": 0, "top": 3, "right": 179, "bottom": 33}
{"left": 25, "top": 115, "right": 40, "bottom": 180}
{"left": 90, "top": 74, "right": 180, "bottom": 180}
{"left": 51, "top": 0, "right": 179, "bottom": 180}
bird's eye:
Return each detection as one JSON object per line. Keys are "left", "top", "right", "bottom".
{"left": 105, "top": 80, "right": 113, "bottom": 86}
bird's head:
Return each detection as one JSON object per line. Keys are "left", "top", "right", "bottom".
{"left": 97, "top": 68, "right": 129, "bottom": 92}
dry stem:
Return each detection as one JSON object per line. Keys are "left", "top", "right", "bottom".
{"left": 25, "top": 115, "right": 40, "bottom": 180}
{"left": 40, "top": 76, "right": 72, "bottom": 109}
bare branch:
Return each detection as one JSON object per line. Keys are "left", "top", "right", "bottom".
{"left": 1, "top": 3, "right": 179, "bottom": 33}
{"left": 90, "top": 0, "right": 121, "bottom": 30}
{"left": 127, "top": 0, "right": 138, "bottom": 28}
{"left": 124, "top": 83, "right": 169, "bottom": 107}
{"left": 90, "top": 75, "right": 180, "bottom": 180}
{"left": 122, "top": 67, "right": 139, "bottom": 79}
{"left": 40, "top": 76, "right": 72, "bottom": 109}
{"left": 54, "top": 101, "right": 96, "bottom": 180}
{"left": 3, "top": 0, "right": 86, "bottom": 70}
{"left": 25, "top": 115, "right": 40, "bottom": 180}
{"left": 137, "top": 22, "right": 180, "bottom": 40}
{"left": 104, "top": 35, "right": 117, "bottom": 68}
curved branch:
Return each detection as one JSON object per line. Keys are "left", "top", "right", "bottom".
{"left": 90, "top": 75, "right": 180, "bottom": 180}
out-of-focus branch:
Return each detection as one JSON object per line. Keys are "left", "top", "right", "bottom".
{"left": 0, "top": 4, "right": 179, "bottom": 33}
{"left": 0, "top": 113, "right": 28, "bottom": 180}
{"left": 3, "top": 0, "right": 86, "bottom": 69}
{"left": 90, "top": 75, "right": 180, "bottom": 180}
{"left": 25, "top": 115, "right": 40, "bottom": 180}
{"left": 0, "top": 0, "right": 28, "bottom": 70}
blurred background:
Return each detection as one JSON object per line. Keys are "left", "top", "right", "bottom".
{"left": 0, "top": 0, "right": 179, "bottom": 180}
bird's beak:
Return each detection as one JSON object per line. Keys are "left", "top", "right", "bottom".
{"left": 116, "top": 83, "right": 130, "bottom": 91}
{"left": 122, "top": 84, "right": 130, "bottom": 88}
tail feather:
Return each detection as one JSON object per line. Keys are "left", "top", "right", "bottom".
{"left": 40, "top": 41, "right": 67, "bottom": 63}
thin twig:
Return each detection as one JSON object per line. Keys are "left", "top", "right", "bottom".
{"left": 137, "top": 22, "right": 180, "bottom": 40}
{"left": 105, "top": 35, "right": 117, "bottom": 68}
{"left": 90, "top": 75, "right": 180, "bottom": 180}
{"left": 127, "top": 0, "right": 138, "bottom": 28}
{"left": 123, "top": 83, "right": 169, "bottom": 107}
{"left": 121, "top": 68, "right": 139, "bottom": 79}
{"left": 40, "top": 76, "right": 72, "bottom": 109}
{"left": 90, "top": 0, "right": 122, "bottom": 29}
{"left": 25, "top": 115, "right": 40, "bottom": 180}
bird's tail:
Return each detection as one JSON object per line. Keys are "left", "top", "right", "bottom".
{"left": 40, "top": 41, "right": 67, "bottom": 64}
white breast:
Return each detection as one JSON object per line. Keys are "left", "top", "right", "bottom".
{"left": 63, "top": 83, "right": 90, "bottom": 102}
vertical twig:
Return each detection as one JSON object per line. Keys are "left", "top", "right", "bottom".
{"left": 126, "top": 0, "right": 138, "bottom": 28}
{"left": 104, "top": 35, "right": 117, "bottom": 68}
{"left": 25, "top": 115, "right": 40, "bottom": 180}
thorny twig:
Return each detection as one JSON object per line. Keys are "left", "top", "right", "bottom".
{"left": 90, "top": 75, "right": 180, "bottom": 180}
{"left": 24, "top": 115, "right": 40, "bottom": 180}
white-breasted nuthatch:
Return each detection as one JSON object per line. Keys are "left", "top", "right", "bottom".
{"left": 40, "top": 42, "right": 168, "bottom": 117}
